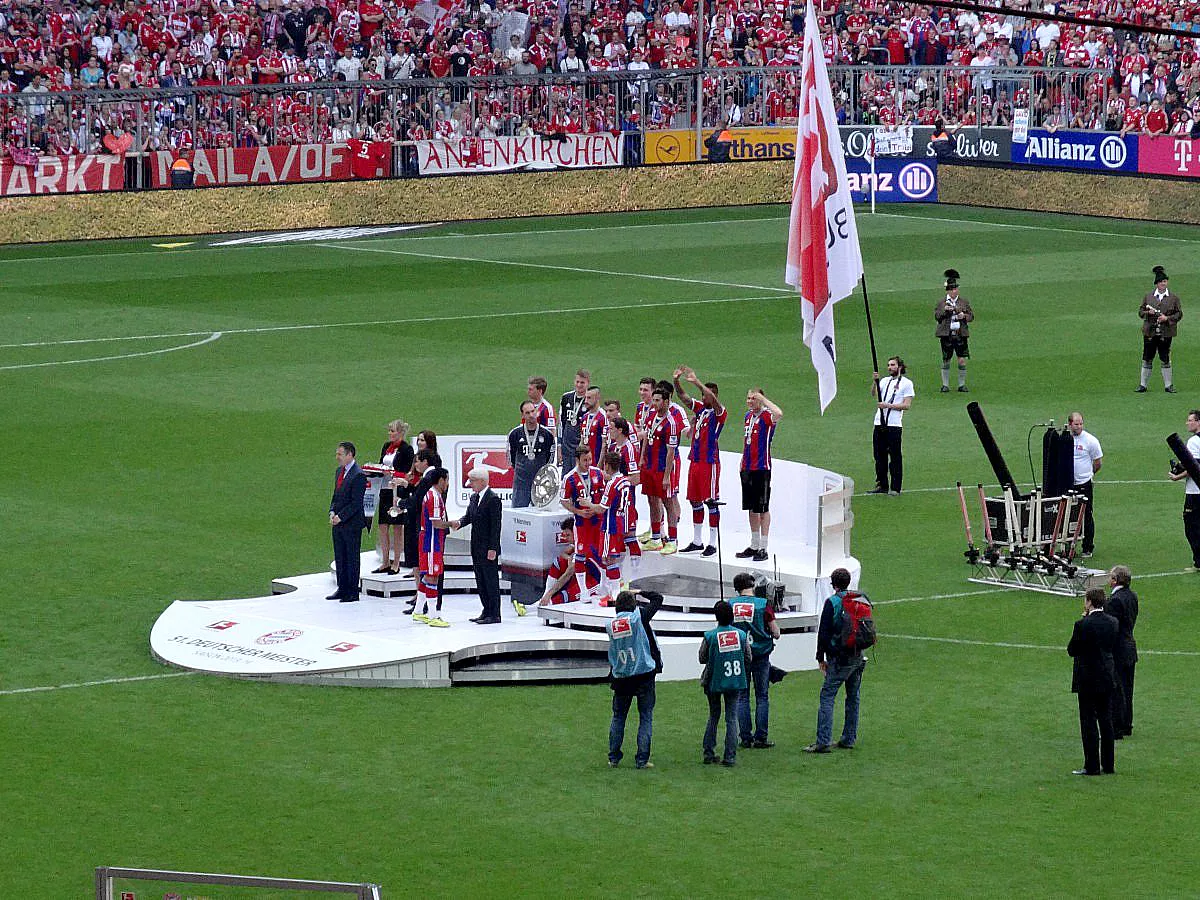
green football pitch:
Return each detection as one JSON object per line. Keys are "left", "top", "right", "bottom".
{"left": 3, "top": 203, "right": 1199, "bottom": 897}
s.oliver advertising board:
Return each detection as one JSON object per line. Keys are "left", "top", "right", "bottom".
{"left": 1009, "top": 129, "right": 1138, "bottom": 172}
{"left": 1137, "top": 136, "right": 1200, "bottom": 178}
{"left": 845, "top": 157, "right": 938, "bottom": 203}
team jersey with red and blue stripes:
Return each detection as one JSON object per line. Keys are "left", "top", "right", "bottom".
{"left": 580, "top": 409, "right": 608, "bottom": 463}
{"left": 642, "top": 414, "right": 678, "bottom": 473}
{"left": 599, "top": 473, "right": 635, "bottom": 536}
{"left": 686, "top": 396, "right": 727, "bottom": 464}
{"left": 669, "top": 402, "right": 689, "bottom": 450}
{"left": 741, "top": 408, "right": 777, "bottom": 471}
{"left": 635, "top": 400, "right": 654, "bottom": 435}
{"left": 562, "top": 465, "right": 606, "bottom": 528}
{"left": 420, "top": 490, "right": 446, "bottom": 553}
{"left": 616, "top": 438, "right": 641, "bottom": 476}
{"left": 534, "top": 397, "right": 556, "bottom": 430}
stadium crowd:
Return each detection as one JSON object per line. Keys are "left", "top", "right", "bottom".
{"left": 2, "top": 0, "right": 1200, "bottom": 154}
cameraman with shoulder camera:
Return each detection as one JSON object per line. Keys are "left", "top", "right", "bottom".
{"left": 730, "top": 572, "right": 782, "bottom": 750}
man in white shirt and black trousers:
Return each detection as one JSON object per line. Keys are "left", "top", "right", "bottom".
{"left": 868, "top": 356, "right": 914, "bottom": 496}
{"left": 1168, "top": 409, "right": 1200, "bottom": 570}
{"left": 1068, "top": 412, "right": 1103, "bottom": 558}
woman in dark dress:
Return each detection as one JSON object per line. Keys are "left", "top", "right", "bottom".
{"left": 373, "top": 419, "right": 415, "bottom": 574}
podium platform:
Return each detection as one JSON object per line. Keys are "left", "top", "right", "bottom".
{"left": 149, "top": 437, "right": 859, "bottom": 689}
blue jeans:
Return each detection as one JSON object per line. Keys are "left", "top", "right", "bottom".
{"left": 704, "top": 690, "right": 740, "bottom": 762}
{"left": 817, "top": 657, "right": 866, "bottom": 747}
{"left": 737, "top": 653, "right": 771, "bottom": 743}
{"left": 610, "top": 678, "right": 655, "bottom": 766}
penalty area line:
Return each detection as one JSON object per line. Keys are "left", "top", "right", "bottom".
{"left": 0, "top": 671, "right": 196, "bottom": 697}
{"left": 0, "top": 332, "right": 222, "bottom": 371}
{"left": 883, "top": 633, "right": 1200, "bottom": 657}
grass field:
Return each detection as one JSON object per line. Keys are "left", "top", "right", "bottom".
{"left": 3, "top": 202, "right": 1200, "bottom": 898}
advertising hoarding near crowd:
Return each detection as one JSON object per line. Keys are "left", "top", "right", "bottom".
{"left": 1137, "top": 136, "right": 1200, "bottom": 179}
{"left": 1009, "top": 129, "right": 1139, "bottom": 173}
{"left": 415, "top": 134, "right": 622, "bottom": 175}
{"left": 148, "top": 142, "right": 377, "bottom": 187}
{"left": 845, "top": 158, "right": 939, "bottom": 203}
{"left": 0, "top": 153, "right": 125, "bottom": 195}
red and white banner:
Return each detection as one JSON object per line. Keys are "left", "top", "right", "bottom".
{"left": 416, "top": 134, "right": 623, "bottom": 175}
{"left": 784, "top": 0, "right": 863, "bottom": 413}
{"left": 1138, "top": 136, "right": 1200, "bottom": 179}
{"left": 149, "top": 142, "right": 389, "bottom": 188}
{"left": 0, "top": 153, "right": 125, "bottom": 195}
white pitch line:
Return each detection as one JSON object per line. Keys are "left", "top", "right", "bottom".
{"left": 872, "top": 210, "right": 1200, "bottom": 244}
{"left": 883, "top": 633, "right": 1200, "bottom": 656}
{"left": 0, "top": 671, "right": 196, "bottom": 697}
{"left": 877, "top": 569, "right": 1194, "bottom": 607}
{"left": 0, "top": 296, "right": 781, "bottom": 352}
{"left": 317, "top": 241, "right": 798, "bottom": 294}
{"left": 0, "top": 331, "right": 222, "bottom": 371}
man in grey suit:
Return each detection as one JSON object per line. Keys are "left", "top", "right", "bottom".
{"left": 1067, "top": 587, "right": 1119, "bottom": 776}
{"left": 452, "top": 468, "right": 507, "bottom": 624}
{"left": 328, "top": 441, "right": 367, "bottom": 602}
{"left": 1106, "top": 565, "right": 1139, "bottom": 739}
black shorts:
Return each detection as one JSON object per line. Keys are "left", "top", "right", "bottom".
{"left": 377, "top": 488, "right": 404, "bottom": 526}
{"left": 940, "top": 336, "right": 969, "bottom": 360}
{"left": 741, "top": 469, "right": 772, "bottom": 513}
{"left": 1143, "top": 335, "right": 1172, "bottom": 364}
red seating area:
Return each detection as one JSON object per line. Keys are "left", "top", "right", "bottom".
{"left": 0, "top": 0, "right": 1198, "bottom": 153}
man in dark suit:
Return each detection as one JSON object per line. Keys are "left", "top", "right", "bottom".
{"left": 329, "top": 441, "right": 367, "bottom": 602}
{"left": 1106, "top": 565, "right": 1139, "bottom": 738}
{"left": 1067, "top": 587, "right": 1120, "bottom": 776}
{"left": 452, "top": 468, "right": 506, "bottom": 624}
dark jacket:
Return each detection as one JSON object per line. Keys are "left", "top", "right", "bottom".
{"left": 1106, "top": 586, "right": 1139, "bottom": 666}
{"left": 458, "top": 488, "right": 502, "bottom": 557}
{"left": 1140, "top": 290, "right": 1183, "bottom": 338}
{"left": 379, "top": 440, "right": 415, "bottom": 475}
{"left": 704, "top": 128, "right": 733, "bottom": 163}
{"left": 934, "top": 295, "right": 974, "bottom": 338}
{"left": 1068, "top": 610, "right": 1119, "bottom": 694}
{"left": 329, "top": 462, "right": 367, "bottom": 529}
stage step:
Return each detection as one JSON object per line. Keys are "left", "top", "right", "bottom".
{"left": 449, "top": 638, "right": 610, "bottom": 684}
{"left": 536, "top": 602, "right": 818, "bottom": 636}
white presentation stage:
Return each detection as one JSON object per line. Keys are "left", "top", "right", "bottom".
{"left": 150, "top": 436, "right": 860, "bottom": 688}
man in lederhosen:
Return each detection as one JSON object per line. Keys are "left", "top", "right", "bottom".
{"left": 1137, "top": 265, "right": 1182, "bottom": 394}
{"left": 935, "top": 268, "right": 974, "bottom": 394}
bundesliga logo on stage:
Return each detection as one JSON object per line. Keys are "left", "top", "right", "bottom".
{"left": 206, "top": 620, "right": 237, "bottom": 631}
{"left": 326, "top": 642, "right": 359, "bottom": 653}
{"left": 255, "top": 629, "right": 303, "bottom": 645}
{"left": 459, "top": 447, "right": 514, "bottom": 489}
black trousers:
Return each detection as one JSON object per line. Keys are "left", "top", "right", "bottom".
{"left": 1184, "top": 495, "right": 1200, "bottom": 568}
{"left": 1142, "top": 335, "right": 1172, "bottom": 364}
{"left": 473, "top": 553, "right": 501, "bottom": 619}
{"left": 1077, "top": 688, "right": 1115, "bottom": 774}
{"left": 872, "top": 424, "right": 904, "bottom": 492}
{"left": 332, "top": 524, "right": 363, "bottom": 599}
{"left": 1076, "top": 479, "right": 1095, "bottom": 553}
{"left": 1113, "top": 661, "right": 1136, "bottom": 735}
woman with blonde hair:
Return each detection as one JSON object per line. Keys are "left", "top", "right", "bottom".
{"left": 373, "top": 419, "right": 415, "bottom": 574}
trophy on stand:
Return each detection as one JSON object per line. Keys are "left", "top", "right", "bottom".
{"left": 530, "top": 463, "right": 561, "bottom": 510}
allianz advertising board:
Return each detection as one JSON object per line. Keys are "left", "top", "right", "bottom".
{"left": 845, "top": 158, "right": 938, "bottom": 203}
{"left": 1009, "top": 129, "right": 1138, "bottom": 173}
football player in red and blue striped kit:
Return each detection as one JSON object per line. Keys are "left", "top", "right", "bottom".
{"left": 737, "top": 388, "right": 784, "bottom": 563}
{"left": 415, "top": 468, "right": 452, "bottom": 627}
{"left": 561, "top": 445, "right": 607, "bottom": 603}
{"left": 638, "top": 386, "right": 678, "bottom": 553}
{"left": 587, "top": 451, "right": 641, "bottom": 604}
{"left": 674, "top": 365, "right": 727, "bottom": 556}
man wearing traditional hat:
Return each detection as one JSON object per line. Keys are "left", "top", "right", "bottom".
{"left": 1137, "top": 266, "right": 1182, "bottom": 393}
{"left": 934, "top": 268, "right": 974, "bottom": 393}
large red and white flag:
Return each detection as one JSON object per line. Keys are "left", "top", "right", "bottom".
{"left": 785, "top": 0, "right": 863, "bottom": 413}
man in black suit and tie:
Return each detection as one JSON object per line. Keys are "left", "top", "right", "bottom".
{"left": 329, "top": 441, "right": 367, "bottom": 602}
{"left": 1067, "top": 587, "right": 1119, "bottom": 776}
{"left": 452, "top": 468, "right": 507, "bottom": 624}
{"left": 1106, "top": 565, "right": 1139, "bottom": 739}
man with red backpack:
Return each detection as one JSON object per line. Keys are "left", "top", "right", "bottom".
{"left": 804, "top": 567, "right": 875, "bottom": 754}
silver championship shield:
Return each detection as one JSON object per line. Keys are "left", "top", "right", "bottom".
{"left": 530, "top": 463, "right": 561, "bottom": 510}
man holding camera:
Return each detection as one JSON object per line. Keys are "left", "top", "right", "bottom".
{"left": 730, "top": 572, "right": 781, "bottom": 750}
{"left": 1137, "top": 265, "right": 1182, "bottom": 393}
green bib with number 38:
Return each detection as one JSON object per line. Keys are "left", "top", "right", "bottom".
{"left": 706, "top": 626, "right": 748, "bottom": 692}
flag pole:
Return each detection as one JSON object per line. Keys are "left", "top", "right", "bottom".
{"left": 861, "top": 271, "right": 880, "bottom": 377}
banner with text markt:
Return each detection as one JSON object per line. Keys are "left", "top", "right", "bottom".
{"left": 1009, "top": 129, "right": 1138, "bottom": 172}
{"left": 1137, "top": 136, "right": 1200, "bottom": 178}
{"left": 149, "top": 142, "right": 361, "bottom": 188}
{"left": 0, "top": 153, "right": 125, "bottom": 195}
{"left": 416, "top": 134, "right": 622, "bottom": 175}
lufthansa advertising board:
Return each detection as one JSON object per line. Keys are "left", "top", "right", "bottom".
{"left": 845, "top": 158, "right": 938, "bottom": 203}
{"left": 1010, "top": 129, "right": 1139, "bottom": 173}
